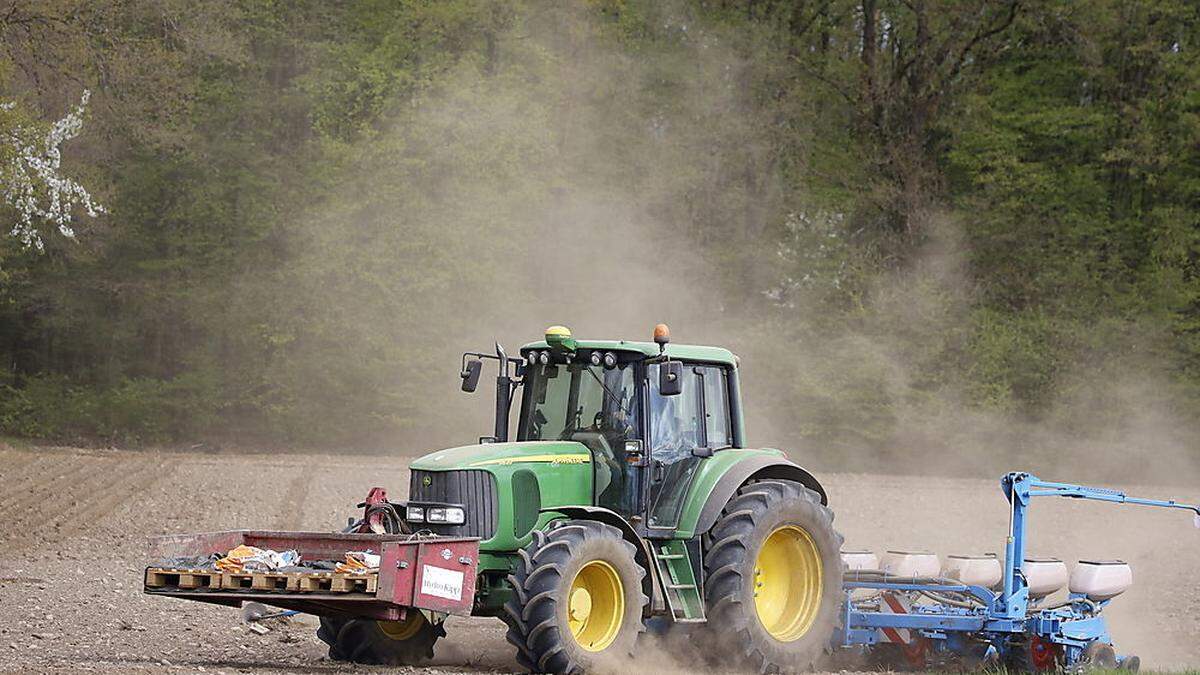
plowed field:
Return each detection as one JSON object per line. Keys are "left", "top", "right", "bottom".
{"left": 0, "top": 444, "right": 1196, "bottom": 673}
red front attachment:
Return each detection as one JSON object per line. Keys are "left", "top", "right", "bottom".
{"left": 145, "top": 530, "right": 479, "bottom": 620}
{"left": 378, "top": 537, "right": 479, "bottom": 615}
{"left": 144, "top": 488, "right": 478, "bottom": 621}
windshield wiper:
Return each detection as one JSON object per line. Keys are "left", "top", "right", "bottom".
{"left": 582, "top": 365, "right": 631, "bottom": 419}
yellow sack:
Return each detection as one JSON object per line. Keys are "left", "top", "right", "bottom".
{"left": 215, "top": 545, "right": 265, "bottom": 572}
{"left": 334, "top": 551, "right": 380, "bottom": 574}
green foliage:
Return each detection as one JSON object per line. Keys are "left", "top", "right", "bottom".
{"left": 965, "top": 308, "right": 1061, "bottom": 413}
{"left": 0, "top": 373, "right": 221, "bottom": 444}
{"left": 0, "top": 0, "right": 1198, "bottom": 473}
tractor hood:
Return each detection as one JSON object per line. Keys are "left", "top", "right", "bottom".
{"left": 410, "top": 440, "right": 592, "bottom": 471}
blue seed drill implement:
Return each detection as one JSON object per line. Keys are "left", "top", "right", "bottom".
{"left": 837, "top": 472, "right": 1200, "bottom": 671}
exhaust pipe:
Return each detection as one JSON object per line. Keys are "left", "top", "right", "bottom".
{"left": 494, "top": 342, "right": 512, "bottom": 442}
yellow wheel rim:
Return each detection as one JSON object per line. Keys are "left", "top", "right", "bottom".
{"left": 567, "top": 560, "right": 624, "bottom": 652}
{"left": 377, "top": 612, "right": 424, "bottom": 641}
{"left": 753, "top": 525, "right": 823, "bottom": 642}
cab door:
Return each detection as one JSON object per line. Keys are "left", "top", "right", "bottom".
{"left": 645, "top": 363, "right": 732, "bottom": 530}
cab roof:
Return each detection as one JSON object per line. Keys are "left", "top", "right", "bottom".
{"left": 519, "top": 339, "right": 738, "bottom": 367}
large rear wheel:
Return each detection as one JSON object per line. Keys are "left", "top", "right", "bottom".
{"left": 702, "top": 479, "right": 843, "bottom": 672}
{"left": 502, "top": 519, "right": 648, "bottom": 673}
{"left": 316, "top": 611, "right": 443, "bottom": 665}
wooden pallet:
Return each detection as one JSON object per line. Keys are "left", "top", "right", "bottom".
{"left": 294, "top": 572, "right": 335, "bottom": 592}
{"left": 146, "top": 567, "right": 378, "bottom": 594}
{"left": 178, "top": 570, "right": 221, "bottom": 589}
{"left": 145, "top": 568, "right": 221, "bottom": 590}
{"left": 331, "top": 574, "right": 377, "bottom": 594}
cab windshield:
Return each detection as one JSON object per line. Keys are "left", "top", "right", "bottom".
{"left": 519, "top": 360, "right": 637, "bottom": 443}
{"left": 518, "top": 357, "right": 642, "bottom": 514}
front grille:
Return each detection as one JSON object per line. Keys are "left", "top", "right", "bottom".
{"left": 409, "top": 469, "right": 499, "bottom": 540}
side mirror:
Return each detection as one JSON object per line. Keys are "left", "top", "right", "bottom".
{"left": 461, "top": 359, "right": 483, "bottom": 392}
{"left": 659, "top": 361, "right": 683, "bottom": 396}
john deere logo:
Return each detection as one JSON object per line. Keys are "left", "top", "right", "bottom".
{"left": 422, "top": 475, "right": 433, "bottom": 487}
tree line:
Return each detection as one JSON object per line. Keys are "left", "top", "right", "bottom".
{"left": 1, "top": 1, "right": 1197, "bottom": 477}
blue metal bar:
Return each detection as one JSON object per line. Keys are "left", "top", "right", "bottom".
{"left": 1012, "top": 473, "right": 1200, "bottom": 514}
{"left": 997, "top": 472, "right": 1200, "bottom": 618}
{"left": 1026, "top": 481, "right": 1200, "bottom": 517}
{"left": 850, "top": 610, "right": 986, "bottom": 632}
{"left": 842, "top": 581, "right": 996, "bottom": 606}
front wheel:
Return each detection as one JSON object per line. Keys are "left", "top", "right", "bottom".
{"left": 702, "top": 479, "right": 844, "bottom": 672}
{"left": 316, "top": 611, "right": 444, "bottom": 665}
{"left": 502, "top": 520, "right": 648, "bottom": 673}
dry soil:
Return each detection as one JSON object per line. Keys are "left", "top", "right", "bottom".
{"left": 0, "top": 444, "right": 1196, "bottom": 674}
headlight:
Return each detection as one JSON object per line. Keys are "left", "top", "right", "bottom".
{"left": 406, "top": 506, "right": 425, "bottom": 522}
{"left": 603, "top": 352, "right": 617, "bottom": 368}
{"left": 426, "top": 507, "right": 466, "bottom": 525}
{"left": 538, "top": 351, "right": 549, "bottom": 365}
{"left": 589, "top": 352, "right": 602, "bottom": 366}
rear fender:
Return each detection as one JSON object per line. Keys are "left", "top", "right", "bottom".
{"left": 540, "top": 505, "right": 658, "bottom": 609}
{"left": 685, "top": 455, "right": 827, "bottom": 538}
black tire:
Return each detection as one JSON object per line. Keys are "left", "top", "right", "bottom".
{"left": 1075, "top": 642, "right": 1118, "bottom": 672}
{"left": 316, "top": 611, "right": 444, "bottom": 665}
{"left": 501, "top": 519, "right": 648, "bottom": 674}
{"left": 702, "top": 479, "right": 844, "bottom": 673}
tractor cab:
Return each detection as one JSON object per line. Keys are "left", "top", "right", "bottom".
{"left": 462, "top": 325, "right": 746, "bottom": 533}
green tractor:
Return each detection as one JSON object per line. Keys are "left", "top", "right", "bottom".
{"left": 318, "top": 325, "right": 843, "bottom": 673}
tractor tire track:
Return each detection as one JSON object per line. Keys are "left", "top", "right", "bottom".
{"left": 274, "top": 470, "right": 313, "bottom": 531}
{"left": 0, "top": 455, "right": 97, "bottom": 511}
{"left": 64, "top": 454, "right": 174, "bottom": 533}
{"left": 0, "top": 459, "right": 68, "bottom": 515}
{"left": 0, "top": 459, "right": 101, "bottom": 530}
{"left": 4, "top": 455, "right": 172, "bottom": 547}
{"left": 0, "top": 453, "right": 57, "bottom": 487}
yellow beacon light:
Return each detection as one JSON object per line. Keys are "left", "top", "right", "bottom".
{"left": 545, "top": 325, "right": 577, "bottom": 352}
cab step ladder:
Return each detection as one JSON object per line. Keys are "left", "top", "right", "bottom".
{"left": 653, "top": 540, "right": 706, "bottom": 622}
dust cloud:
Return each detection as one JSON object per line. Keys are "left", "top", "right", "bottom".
{"left": 267, "top": 2, "right": 758, "bottom": 451}
{"left": 765, "top": 214, "right": 1200, "bottom": 487}
{"left": 265, "top": 0, "right": 1199, "bottom": 491}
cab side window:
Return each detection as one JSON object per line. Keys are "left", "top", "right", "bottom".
{"left": 646, "top": 362, "right": 734, "bottom": 528}
{"left": 648, "top": 364, "right": 702, "bottom": 461}
{"left": 698, "top": 366, "right": 732, "bottom": 450}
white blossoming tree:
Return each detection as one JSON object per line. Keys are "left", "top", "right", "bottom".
{"left": 1, "top": 91, "right": 105, "bottom": 252}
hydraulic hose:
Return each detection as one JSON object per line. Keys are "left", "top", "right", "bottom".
{"left": 918, "top": 590, "right": 985, "bottom": 608}
{"left": 845, "top": 569, "right": 988, "bottom": 608}
{"left": 363, "top": 502, "right": 407, "bottom": 534}
{"left": 1033, "top": 596, "right": 1100, "bottom": 614}
{"left": 844, "top": 569, "right": 965, "bottom": 587}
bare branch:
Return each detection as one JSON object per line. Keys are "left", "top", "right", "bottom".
{"left": 790, "top": 55, "right": 856, "bottom": 104}
{"left": 946, "top": 1, "right": 1020, "bottom": 82}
